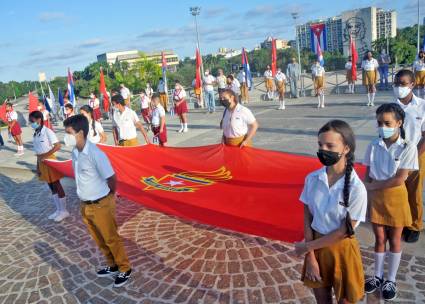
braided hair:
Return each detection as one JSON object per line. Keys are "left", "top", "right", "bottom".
{"left": 79, "top": 105, "right": 97, "bottom": 137}
{"left": 376, "top": 103, "right": 406, "bottom": 146}
{"left": 318, "top": 120, "right": 356, "bottom": 207}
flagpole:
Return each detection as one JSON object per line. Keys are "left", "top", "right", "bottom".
{"left": 418, "top": 0, "right": 421, "bottom": 52}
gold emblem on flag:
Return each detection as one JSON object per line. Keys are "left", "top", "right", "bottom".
{"left": 141, "top": 166, "right": 232, "bottom": 192}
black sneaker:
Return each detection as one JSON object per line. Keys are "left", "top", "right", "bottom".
{"left": 365, "top": 276, "right": 383, "bottom": 293}
{"left": 113, "top": 269, "right": 132, "bottom": 287}
{"left": 405, "top": 230, "right": 420, "bottom": 243}
{"left": 382, "top": 280, "right": 397, "bottom": 301}
{"left": 97, "top": 266, "right": 119, "bottom": 277}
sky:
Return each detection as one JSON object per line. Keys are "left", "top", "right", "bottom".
{"left": 0, "top": 0, "right": 423, "bottom": 82}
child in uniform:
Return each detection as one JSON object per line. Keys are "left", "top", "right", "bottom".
{"left": 173, "top": 81, "right": 188, "bottom": 133}
{"left": 363, "top": 103, "right": 417, "bottom": 301}
{"left": 312, "top": 60, "right": 326, "bottom": 108}
{"left": 139, "top": 89, "right": 151, "bottom": 128}
{"left": 150, "top": 93, "right": 167, "bottom": 146}
{"left": 5, "top": 102, "right": 24, "bottom": 156}
{"left": 29, "top": 111, "right": 69, "bottom": 222}
{"left": 294, "top": 120, "right": 367, "bottom": 303}
{"left": 80, "top": 105, "right": 107, "bottom": 144}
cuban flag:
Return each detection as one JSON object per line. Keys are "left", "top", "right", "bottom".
{"left": 67, "top": 68, "right": 75, "bottom": 106}
{"left": 161, "top": 51, "right": 168, "bottom": 93}
{"left": 316, "top": 41, "right": 324, "bottom": 66}
{"left": 310, "top": 23, "right": 327, "bottom": 53}
{"left": 241, "top": 48, "right": 253, "bottom": 90}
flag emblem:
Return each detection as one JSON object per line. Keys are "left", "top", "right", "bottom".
{"left": 141, "top": 166, "right": 232, "bottom": 192}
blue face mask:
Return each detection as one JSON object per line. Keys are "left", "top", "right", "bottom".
{"left": 378, "top": 127, "right": 396, "bottom": 139}
{"left": 31, "top": 122, "right": 40, "bottom": 130}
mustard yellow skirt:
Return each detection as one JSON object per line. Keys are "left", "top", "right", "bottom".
{"left": 119, "top": 138, "right": 139, "bottom": 147}
{"left": 369, "top": 184, "right": 412, "bottom": 227}
{"left": 314, "top": 76, "right": 324, "bottom": 89}
{"left": 224, "top": 135, "right": 252, "bottom": 147}
{"left": 415, "top": 71, "right": 425, "bottom": 86}
{"left": 302, "top": 231, "right": 365, "bottom": 303}
{"left": 38, "top": 154, "right": 63, "bottom": 183}
{"left": 276, "top": 81, "right": 285, "bottom": 94}
{"left": 265, "top": 78, "right": 274, "bottom": 90}
{"left": 346, "top": 70, "right": 353, "bottom": 82}
{"left": 363, "top": 70, "right": 377, "bottom": 86}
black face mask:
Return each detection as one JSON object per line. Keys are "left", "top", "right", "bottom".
{"left": 220, "top": 98, "right": 231, "bottom": 108}
{"left": 317, "top": 149, "right": 342, "bottom": 166}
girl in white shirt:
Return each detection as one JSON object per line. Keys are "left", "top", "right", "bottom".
{"left": 311, "top": 60, "right": 326, "bottom": 108}
{"left": 413, "top": 50, "right": 425, "bottom": 98}
{"left": 5, "top": 102, "right": 24, "bottom": 155}
{"left": 80, "top": 105, "right": 106, "bottom": 144}
{"left": 28, "top": 111, "right": 69, "bottom": 222}
{"left": 363, "top": 103, "right": 417, "bottom": 301}
{"left": 295, "top": 120, "right": 367, "bottom": 303}
{"left": 345, "top": 56, "right": 355, "bottom": 94}
{"left": 275, "top": 68, "right": 287, "bottom": 110}
{"left": 173, "top": 81, "right": 188, "bottom": 133}
{"left": 361, "top": 51, "right": 379, "bottom": 106}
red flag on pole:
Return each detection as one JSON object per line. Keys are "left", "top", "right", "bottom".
{"left": 0, "top": 102, "right": 7, "bottom": 122}
{"left": 99, "top": 68, "right": 110, "bottom": 112}
{"left": 195, "top": 47, "right": 202, "bottom": 89}
{"left": 271, "top": 38, "right": 277, "bottom": 76}
{"left": 29, "top": 91, "right": 39, "bottom": 113}
{"left": 350, "top": 35, "right": 358, "bottom": 81}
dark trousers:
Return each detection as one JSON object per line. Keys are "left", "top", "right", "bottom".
{"left": 0, "top": 132, "right": 4, "bottom": 146}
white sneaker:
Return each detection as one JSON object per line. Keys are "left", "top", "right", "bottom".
{"left": 183, "top": 128, "right": 188, "bottom": 133}
{"left": 177, "top": 127, "right": 184, "bottom": 133}
{"left": 281, "top": 106, "right": 285, "bottom": 110}
{"left": 14, "top": 151, "right": 24, "bottom": 156}
{"left": 321, "top": 104, "right": 325, "bottom": 108}
{"left": 54, "top": 211, "right": 70, "bottom": 222}
{"left": 48, "top": 211, "right": 59, "bottom": 220}
{"left": 371, "top": 103, "right": 375, "bottom": 106}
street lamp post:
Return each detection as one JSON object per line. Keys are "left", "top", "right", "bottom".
{"left": 291, "top": 12, "right": 303, "bottom": 96}
{"left": 190, "top": 6, "right": 204, "bottom": 77}
{"left": 417, "top": 0, "right": 421, "bottom": 52}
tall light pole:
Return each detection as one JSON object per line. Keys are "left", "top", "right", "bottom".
{"left": 190, "top": 6, "right": 204, "bottom": 76}
{"left": 291, "top": 12, "right": 302, "bottom": 95}
{"left": 417, "top": 0, "right": 421, "bottom": 52}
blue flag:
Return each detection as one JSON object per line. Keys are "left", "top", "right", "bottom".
{"left": 242, "top": 48, "right": 253, "bottom": 90}
{"left": 58, "top": 88, "right": 64, "bottom": 107}
{"left": 44, "top": 96, "right": 52, "bottom": 112}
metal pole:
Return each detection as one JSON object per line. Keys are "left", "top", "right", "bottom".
{"left": 418, "top": 0, "right": 421, "bottom": 52}
{"left": 292, "top": 13, "right": 303, "bottom": 97}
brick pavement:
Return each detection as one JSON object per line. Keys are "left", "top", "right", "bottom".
{"left": 1, "top": 174, "right": 425, "bottom": 303}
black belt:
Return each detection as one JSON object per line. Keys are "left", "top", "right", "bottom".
{"left": 82, "top": 192, "right": 111, "bottom": 205}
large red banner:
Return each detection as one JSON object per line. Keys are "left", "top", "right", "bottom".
{"left": 45, "top": 144, "right": 366, "bottom": 243}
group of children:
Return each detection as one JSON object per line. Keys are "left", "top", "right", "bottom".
{"left": 295, "top": 69, "right": 423, "bottom": 303}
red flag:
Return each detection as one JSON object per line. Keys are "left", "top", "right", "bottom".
{"left": 195, "top": 47, "right": 202, "bottom": 89}
{"left": 350, "top": 35, "right": 358, "bottom": 81}
{"left": 29, "top": 91, "right": 39, "bottom": 113}
{"left": 44, "top": 144, "right": 368, "bottom": 243}
{"left": 271, "top": 38, "right": 277, "bottom": 76}
{"left": 0, "top": 102, "right": 7, "bottom": 122}
{"left": 99, "top": 68, "right": 110, "bottom": 112}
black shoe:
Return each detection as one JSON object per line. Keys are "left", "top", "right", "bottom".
{"left": 113, "top": 269, "right": 132, "bottom": 287}
{"left": 364, "top": 276, "right": 383, "bottom": 293}
{"left": 382, "top": 280, "right": 397, "bottom": 301}
{"left": 404, "top": 229, "right": 420, "bottom": 243}
{"left": 97, "top": 266, "right": 119, "bottom": 277}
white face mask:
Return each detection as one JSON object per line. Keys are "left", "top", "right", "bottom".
{"left": 64, "top": 133, "right": 77, "bottom": 147}
{"left": 393, "top": 86, "right": 411, "bottom": 99}
{"left": 37, "top": 105, "right": 42, "bottom": 110}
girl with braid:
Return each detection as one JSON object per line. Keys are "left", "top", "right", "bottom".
{"left": 80, "top": 105, "right": 107, "bottom": 144}
{"left": 363, "top": 103, "right": 417, "bottom": 301}
{"left": 294, "top": 120, "right": 367, "bottom": 303}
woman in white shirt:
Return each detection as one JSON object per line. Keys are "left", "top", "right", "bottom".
{"left": 413, "top": 50, "right": 425, "bottom": 98}
{"left": 28, "top": 110, "right": 69, "bottom": 222}
{"left": 294, "top": 120, "right": 367, "bottom": 304}
{"left": 311, "top": 60, "right": 326, "bottom": 108}
{"left": 345, "top": 56, "right": 355, "bottom": 94}
{"left": 363, "top": 103, "right": 417, "bottom": 301}
{"left": 173, "top": 81, "right": 189, "bottom": 133}
{"left": 275, "top": 68, "right": 287, "bottom": 110}
{"left": 220, "top": 89, "right": 258, "bottom": 147}
{"left": 80, "top": 105, "right": 107, "bottom": 144}
{"left": 361, "top": 51, "right": 379, "bottom": 106}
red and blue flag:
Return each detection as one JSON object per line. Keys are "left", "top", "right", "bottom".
{"left": 241, "top": 48, "right": 253, "bottom": 90}
{"left": 67, "top": 68, "right": 75, "bottom": 105}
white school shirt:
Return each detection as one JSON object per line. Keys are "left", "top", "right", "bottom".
{"left": 87, "top": 121, "right": 104, "bottom": 144}
{"left": 173, "top": 89, "right": 187, "bottom": 101}
{"left": 216, "top": 75, "right": 227, "bottom": 89}
{"left": 312, "top": 65, "right": 325, "bottom": 77}
{"left": 33, "top": 126, "right": 58, "bottom": 155}
{"left": 345, "top": 62, "right": 352, "bottom": 70}
{"left": 413, "top": 60, "right": 425, "bottom": 72}
{"left": 361, "top": 59, "right": 379, "bottom": 71}
{"left": 6, "top": 110, "right": 17, "bottom": 122}
{"left": 299, "top": 167, "right": 367, "bottom": 235}
{"left": 203, "top": 75, "right": 215, "bottom": 92}
{"left": 275, "top": 72, "right": 287, "bottom": 82}
{"left": 120, "top": 87, "right": 130, "bottom": 99}
{"left": 222, "top": 103, "right": 256, "bottom": 138}
{"left": 72, "top": 141, "right": 114, "bottom": 201}
{"left": 237, "top": 71, "right": 246, "bottom": 84}
{"left": 227, "top": 79, "right": 241, "bottom": 95}
{"left": 395, "top": 95, "right": 425, "bottom": 146}
{"left": 140, "top": 95, "right": 150, "bottom": 109}
{"left": 264, "top": 70, "right": 273, "bottom": 79}
{"left": 151, "top": 104, "right": 166, "bottom": 127}
{"left": 157, "top": 81, "right": 166, "bottom": 93}
{"left": 363, "top": 136, "right": 418, "bottom": 181}
{"left": 112, "top": 107, "right": 139, "bottom": 140}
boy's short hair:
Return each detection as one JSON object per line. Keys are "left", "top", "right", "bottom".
{"left": 63, "top": 114, "right": 89, "bottom": 138}
{"left": 395, "top": 69, "right": 415, "bottom": 84}
{"left": 64, "top": 103, "right": 73, "bottom": 110}
{"left": 111, "top": 94, "right": 125, "bottom": 105}
{"left": 151, "top": 92, "right": 161, "bottom": 100}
